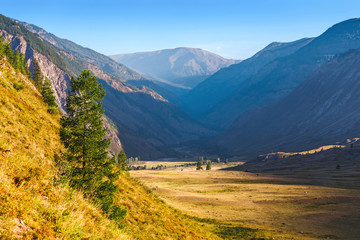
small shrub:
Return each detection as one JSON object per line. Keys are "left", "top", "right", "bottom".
{"left": 47, "top": 106, "right": 59, "bottom": 115}
{"left": 109, "top": 204, "right": 127, "bottom": 227}
{"left": 12, "top": 82, "right": 24, "bottom": 91}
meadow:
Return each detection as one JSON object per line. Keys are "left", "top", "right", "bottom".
{"left": 131, "top": 161, "right": 360, "bottom": 239}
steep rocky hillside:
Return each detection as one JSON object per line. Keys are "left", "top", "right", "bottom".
{"left": 0, "top": 15, "right": 123, "bottom": 157}
{"left": 0, "top": 56, "right": 218, "bottom": 239}
{"left": 216, "top": 47, "right": 360, "bottom": 156}
{"left": 0, "top": 15, "right": 214, "bottom": 159}
{"left": 20, "top": 21, "right": 146, "bottom": 82}
{"left": 110, "top": 47, "right": 239, "bottom": 89}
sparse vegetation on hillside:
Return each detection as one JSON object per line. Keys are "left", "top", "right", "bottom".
{"left": 0, "top": 35, "right": 29, "bottom": 77}
{"left": 0, "top": 58, "right": 219, "bottom": 239}
{"left": 0, "top": 35, "right": 58, "bottom": 114}
{"left": 0, "top": 57, "right": 126, "bottom": 239}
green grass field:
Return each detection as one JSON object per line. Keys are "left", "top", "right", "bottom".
{"left": 131, "top": 162, "right": 360, "bottom": 240}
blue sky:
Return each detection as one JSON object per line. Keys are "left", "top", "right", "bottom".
{"left": 2, "top": 0, "right": 360, "bottom": 59}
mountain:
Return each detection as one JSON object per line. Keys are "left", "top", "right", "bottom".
{"left": 181, "top": 38, "right": 314, "bottom": 125}
{"left": 208, "top": 19, "right": 360, "bottom": 126}
{"left": 110, "top": 47, "right": 239, "bottom": 89}
{"left": 19, "top": 21, "right": 146, "bottom": 82}
{"left": 0, "top": 14, "right": 214, "bottom": 159}
{"left": 205, "top": 18, "right": 360, "bottom": 129}
{"left": 216, "top": 47, "right": 360, "bottom": 156}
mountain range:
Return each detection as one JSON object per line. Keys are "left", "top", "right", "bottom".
{"left": 110, "top": 47, "right": 239, "bottom": 91}
{"left": 0, "top": 14, "right": 214, "bottom": 159}
{"left": 216, "top": 46, "right": 360, "bottom": 156}
{"left": 3, "top": 13, "right": 360, "bottom": 160}
{"left": 182, "top": 19, "right": 360, "bottom": 130}
{"left": 181, "top": 38, "right": 313, "bottom": 127}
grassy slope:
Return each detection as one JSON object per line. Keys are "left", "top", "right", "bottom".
{"left": 0, "top": 57, "right": 217, "bottom": 239}
{"left": 0, "top": 57, "right": 126, "bottom": 239}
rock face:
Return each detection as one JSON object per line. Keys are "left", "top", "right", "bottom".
{"left": 20, "top": 21, "right": 146, "bottom": 82}
{"left": 110, "top": 47, "right": 239, "bottom": 89}
{"left": 216, "top": 47, "right": 360, "bottom": 156}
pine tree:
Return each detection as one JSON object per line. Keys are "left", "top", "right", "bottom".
{"left": 0, "top": 36, "right": 4, "bottom": 56}
{"left": 4, "top": 41, "right": 13, "bottom": 63}
{"left": 13, "top": 50, "right": 21, "bottom": 70}
{"left": 41, "top": 77, "right": 58, "bottom": 114}
{"left": 196, "top": 160, "right": 203, "bottom": 170}
{"left": 206, "top": 160, "right": 211, "bottom": 170}
{"left": 118, "top": 149, "right": 128, "bottom": 171}
{"left": 32, "top": 59, "right": 43, "bottom": 91}
{"left": 60, "top": 70, "right": 125, "bottom": 222}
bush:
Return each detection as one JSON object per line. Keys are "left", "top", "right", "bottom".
{"left": 47, "top": 106, "right": 59, "bottom": 115}
{"left": 109, "top": 204, "right": 127, "bottom": 227}
{"left": 12, "top": 82, "right": 24, "bottom": 91}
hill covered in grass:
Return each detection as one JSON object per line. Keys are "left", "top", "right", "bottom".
{"left": 0, "top": 56, "right": 218, "bottom": 239}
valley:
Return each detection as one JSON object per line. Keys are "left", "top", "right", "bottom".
{"left": 131, "top": 154, "right": 360, "bottom": 240}
{"left": 1, "top": 4, "right": 360, "bottom": 239}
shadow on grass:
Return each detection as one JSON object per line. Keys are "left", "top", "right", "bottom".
{"left": 186, "top": 215, "right": 269, "bottom": 240}
{"left": 214, "top": 224, "right": 268, "bottom": 240}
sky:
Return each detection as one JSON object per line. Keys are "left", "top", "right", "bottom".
{"left": 1, "top": 0, "right": 360, "bottom": 59}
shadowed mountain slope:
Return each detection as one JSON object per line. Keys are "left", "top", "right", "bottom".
{"left": 206, "top": 18, "right": 360, "bottom": 129}
{"left": 181, "top": 38, "right": 313, "bottom": 123}
{"left": 216, "top": 47, "right": 360, "bottom": 156}
{"left": 182, "top": 18, "right": 360, "bottom": 130}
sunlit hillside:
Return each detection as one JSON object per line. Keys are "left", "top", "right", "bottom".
{"left": 0, "top": 56, "right": 218, "bottom": 239}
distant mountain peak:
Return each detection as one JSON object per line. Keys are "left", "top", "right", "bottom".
{"left": 109, "top": 47, "right": 240, "bottom": 88}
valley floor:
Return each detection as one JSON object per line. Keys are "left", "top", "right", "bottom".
{"left": 131, "top": 163, "right": 360, "bottom": 240}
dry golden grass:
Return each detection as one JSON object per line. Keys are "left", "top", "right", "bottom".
{"left": 0, "top": 57, "right": 128, "bottom": 239}
{"left": 131, "top": 167, "right": 360, "bottom": 240}
{"left": 0, "top": 57, "right": 220, "bottom": 239}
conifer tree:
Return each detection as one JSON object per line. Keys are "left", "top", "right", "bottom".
{"left": 21, "top": 53, "right": 32, "bottom": 78}
{"left": 206, "top": 160, "right": 211, "bottom": 170}
{"left": 118, "top": 149, "right": 128, "bottom": 171}
{"left": 196, "top": 160, "right": 203, "bottom": 170}
{"left": 41, "top": 77, "right": 58, "bottom": 114}
{"left": 60, "top": 70, "right": 125, "bottom": 221}
{"left": 4, "top": 41, "right": 13, "bottom": 63}
{"left": 32, "top": 59, "right": 43, "bottom": 91}
{"left": 13, "top": 50, "right": 21, "bottom": 70}
{"left": 0, "top": 36, "right": 4, "bottom": 56}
